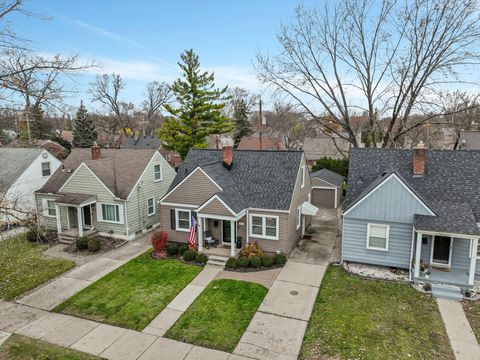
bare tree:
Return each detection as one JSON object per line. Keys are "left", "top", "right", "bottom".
{"left": 142, "top": 81, "right": 171, "bottom": 122}
{"left": 225, "top": 87, "right": 259, "bottom": 117}
{"left": 256, "top": 0, "right": 480, "bottom": 148}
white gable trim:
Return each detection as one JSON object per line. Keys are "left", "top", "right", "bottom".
{"left": 311, "top": 176, "right": 338, "bottom": 188}
{"left": 59, "top": 162, "right": 117, "bottom": 198}
{"left": 343, "top": 173, "right": 435, "bottom": 217}
{"left": 196, "top": 194, "right": 238, "bottom": 216}
{"left": 160, "top": 166, "right": 222, "bottom": 204}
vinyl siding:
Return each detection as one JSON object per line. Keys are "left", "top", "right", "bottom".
{"left": 160, "top": 204, "right": 191, "bottom": 243}
{"left": 35, "top": 195, "right": 57, "bottom": 229}
{"left": 420, "top": 235, "right": 475, "bottom": 271}
{"left": 198, "top": 197, "right": 235, "bottom": 217}
{"left": 247, "top": 210, "right": 290, "bottom": 254}
{"left": 126, "top": 152, "right": 176, "bottom": 235}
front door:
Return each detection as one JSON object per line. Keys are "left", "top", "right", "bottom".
{"left": 83, "top": 205, "right": 92, "bottom": 227}
{"left": 222, "top": 220, "right": 232, "bottom": 244}
{"left": 68, "top": 207, "right": 78, "bottom": 229}
{"left": 432, "top": 236, "right": 452, "bottom": 266}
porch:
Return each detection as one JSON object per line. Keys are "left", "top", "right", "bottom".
{"left": 54, "top": 192, "right": 97, "bottom": 239}
{"left": 197, "top": 215, "right": 244, "bottom": 257}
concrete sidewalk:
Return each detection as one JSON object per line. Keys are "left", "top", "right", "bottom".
{"left": 437, "top": 299, "right": 480, "bottom": 360}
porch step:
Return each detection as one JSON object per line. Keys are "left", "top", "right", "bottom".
{"left": 431, "top": 284, "right": 463, "bottom": 301}
{"left": 207, "top": 255, "right": 229, "bottom": 268}
{"left": 58, "top": 229, "right": 98, "bottom": 245}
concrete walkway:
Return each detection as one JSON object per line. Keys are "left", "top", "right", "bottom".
{"left": 16, "top": 235, "right": 152, "bottom": 310}
{"left": 233, "top": 210, "right": 337, "bottom": 360}
{"left": 437, "top": 299, "right": 480, "bottom": 360}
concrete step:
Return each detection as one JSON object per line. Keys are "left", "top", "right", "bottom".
{"left": 432, "top": 284, "right": 463, "bottom": 301}
{"left": 207, "top": 259, "right": 227, "bottom": 267}
{"left": 208, "top": 255, "right": 230, "bottom": 262}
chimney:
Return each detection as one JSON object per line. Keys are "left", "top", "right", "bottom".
{"left": 222, "top": 138, "right": 234, "bottom": 170}
{"left": 413, "top": 141, "right": 425, "bottom": 176}
{"left": 91, "top": 142, "right": 101, "bottom": 160}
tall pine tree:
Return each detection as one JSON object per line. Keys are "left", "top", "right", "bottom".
{"left": 72, "top": 101, "right": 97, "bottom": 148}
{"left": 232, "top": 98, "right": 253, "bottom": 148}
{"left": 159, "top": 49, "right": 233, "bottom": 159}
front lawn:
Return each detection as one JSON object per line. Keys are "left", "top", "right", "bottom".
{"left": 300, "top": 266, "right": 454, "bottom": 360}
{"left": 0, "top": 234, "right": 75, "bottom": 301}
{"left": 54, "top": 252, "right": 202, "bottom": 331}
{"left": 165, "top": 279, "right": 268, "bottom": 352}
{"left": 463, "top": 301, "right": 480, "bottom": 342}
{"left": 0, "top": 334, "right": 98, "bottom": 360}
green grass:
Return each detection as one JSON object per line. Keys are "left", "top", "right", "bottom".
{"left": 165, "top": 279, "right": 268, "bottom": 352}
{"left": 0, "top": 234, "right": 75, "bottom": 301}
{"left": 300, "top": 266, "right": 454, "bottom": 360}
{"left": 54, "top": 252, "right": 202, "bottom": 331}
{"left": 464, "top": 301, "right": 480, "bottom": 342}
{"left": 0, "top": 334, "right": 99, "bottom": 359}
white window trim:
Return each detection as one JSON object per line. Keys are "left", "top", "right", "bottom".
{"left": 175, "top": 208, "right": 191, "bottom": 232}
{"left": 41, "top": 162, "right": 51, "bottom": 177}
{"left": 249, "top": 213, "right": 279, "bottom": 240}
{"left": 97, "top": 203, "right": 124, "bottom": 224}
{"left": 430, "top": 235, "right": 453, "bottom": 267}
{"left": 300, "top": 165, "right": 305, "bottom": 189}
{"left": 42, "top": 199, "right": 56, "bottom": 218}
{"left": 366, "top": 223, "right": 389, "bottom": 251}
{"left": 153, "top": 164, "right": 162, "bottom": 182}
{"left": 296, "top": 206, "right": 301, "bottom": 230}
{"left": 147, "top": 197, "right": 155, "bottom": 216}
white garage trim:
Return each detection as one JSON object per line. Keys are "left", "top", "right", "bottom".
{"left": 312, "top": 186, "right": 337, "bottom": 208}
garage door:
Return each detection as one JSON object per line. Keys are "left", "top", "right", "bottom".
{"left": 311, "top": 188, "right": 336, "bottom": 209}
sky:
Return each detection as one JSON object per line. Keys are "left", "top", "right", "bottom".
{"left": 13, "top": 0, "right": 308, "bottom": 111}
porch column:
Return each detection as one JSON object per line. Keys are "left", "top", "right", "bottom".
{"left": 77, "top": 206, "right": 83, "bottom": 237}
{"left": 469, "top": 238, "right": 478, "bottom": 285}
{"left": 198, "top": 216, "right": 204, "bottom": 253}
{"left": 230, "top": 220, "right": 236, "bottom": 257}
{"left": 55, "top": 204, "right": 61, "bottom": 234}
{"left": 414, "top": 232, "right": 422, "bottom": 278}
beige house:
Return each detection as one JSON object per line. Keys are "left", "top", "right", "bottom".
{"left": 35, "top": 145, "right": 176, "bottom": 242}
{"left": 159, "top": 143, "right": 318, "bottom": 257}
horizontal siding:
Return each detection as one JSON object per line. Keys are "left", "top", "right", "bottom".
{"left": 343, "top": 218, "right": 412, "bottom": 269}
{"left": 420, "top": 235, "right": 474, "bottom": 271}
{"left": 35, "top": 195, "right": 57, "bottom": 229}
{"left": 163, "top": 169, "right": 220, "bottom": 206}
{"left": 159, "top": 204, "right": 190, "bottom": 244}
{"left": 198, "top": 198, "right": 234, "bottom": 217}
{"left": 247, "top": 210, "right": 289, "bottom": 254}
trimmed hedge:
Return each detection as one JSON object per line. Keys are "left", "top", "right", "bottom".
{"left": 179, "top": 245, "right": 189, "bottom": 255}
{"left": 87, "top": 237, "right": 101, "bottom": 253}
{"left": 226, "top": 257, "right": 238, "bottom": 269}
{"left": 75, "top": 237, "right": 88, "bottom": 250}
{"left": 183, "top": 250, "right": 197, "bottom": 262}
{"left": 166, "top": 244, "right": 179, "bottom": 256}
{"left": 261, "top": 256, "right": 274, "bottom": 267}
{"left": 238, "top": 256, "right": 250, "bottom": 268}
{"left": 195, "top": 253, "right": 208, "bottom": 264}
{"left": 273, "top": 253, "right": 287, "bottom": 266}
{"left": 249, "top": 256, "right": 262, "bottom": 268}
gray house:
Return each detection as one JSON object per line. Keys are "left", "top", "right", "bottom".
{"left": 310, "top": 168, "right": 344, "bottom": 209}
{"left": 342, "top": 144, "right": 479, "bottom": 299}
{"left": 35, "top": 145, "right": 176, "bottom": 242}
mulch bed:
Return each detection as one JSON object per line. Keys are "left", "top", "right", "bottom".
{"left": 225, "top": 264, "right": 285, "bottom": 273}
{"left": 64, "top": 236, "right": 125, "bottom": 255}
{"left": 150, "top": 252, "right": 207, "bottom": 267}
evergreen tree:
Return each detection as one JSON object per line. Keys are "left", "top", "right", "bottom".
{"left": 159, "top": 49, "right": 233, "bottom": 159}
{"left": 29, "top": 105, "right": 48, "bottom": 140}
{"left": 72, "top": 101, "right": 97, "bottom": 148}
{"left": 233, "top": 98, "right": 253, "bottom": 148}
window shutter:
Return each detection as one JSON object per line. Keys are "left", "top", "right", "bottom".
{"left": 170, "top": 209, "right": 176, "bottom": 229}
{"left": 192, "top": 212, "right": 197, "bottom": 222}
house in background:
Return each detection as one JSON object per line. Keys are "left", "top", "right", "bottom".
{"left": 6, "top": 139, "right": 67, "bottom": 159}
{"left": 303, "top": 135, "right": 351, "bottom": 166}
{"left": 237, "top": 132, "right": 285, "bottom": 150}
{"left": 310, "top": 168, "right": 344, "bottom": 209}
{"left": 159, "top": 142, "right": 317, "bottom": 262}
{"left": 35, "top": 145, "right": 176, "bottom": 243}
{"left": 459, "top": 131, "right": 480, "bottom": 150}
{"left": 0, "top": 148, "right": 61, "bottom": 223}
{"left": 342, "top": 144, "right": 480, "bottom": 300}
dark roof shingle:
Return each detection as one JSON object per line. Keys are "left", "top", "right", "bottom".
{"left": 310, "top": 168, "right": 344, "bottom": 187}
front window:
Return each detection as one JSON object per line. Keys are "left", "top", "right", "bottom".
{"left": 42, "top": 162, "right": 51, "bottom": 176}
{"left": 367, "top": 223, "right": 389, "bottom": 251}
{"left": 102, "top": 204, "right": 120, "bottom": 222}
{"left": 154, "top": 164, "right": 162, "bottom": 181}
{"left": 47, "top": 200, "right": 56, "bottom": 217}
{"left": 176, "top": 209, "right": 191, "bottom": 231}
{"left": 147, "top": 197, "right": 155, "bottom": 216}
{"left": 250, "top": 214, "right": 279, "bottom": 240}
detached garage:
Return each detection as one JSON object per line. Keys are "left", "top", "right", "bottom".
{"left": 310, "top": 169, "right": 345, "bottom": 209}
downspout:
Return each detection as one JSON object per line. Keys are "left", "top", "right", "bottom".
{"left": 408, "top": 228, "right": 415, "bottom": 282}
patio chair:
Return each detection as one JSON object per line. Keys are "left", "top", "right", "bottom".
{"left": 204, "top": 230, "right": 218, "bottom": 249}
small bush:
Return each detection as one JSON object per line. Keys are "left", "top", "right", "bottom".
{"left": 75, "top": 236, "right": 88, "bottom": 250}
{"left": 226, "top": 257, "right": 238, "bottom": 269}
{"left": 195, "top": 253, "right": 208, "bottom": 264}
{"left": 273, "top": 253, "right": 287, "bottom": 266}
{"left": 261, "top": 256, "right": 274, "bottom": 267}
{"left": 238, "top": 256, "right": 250, "bottom": 268}
{"left": 26, "top": 230, "right": 38, "bottom": 242}
{"left": 249, "top": 256, "right": 262, "bottom": 268}
{"left": 166, "top": 244, "right": 179, "bottom": 256}
{"left": 87, "top": 237, "right": 102, "bottom": 253}
{"left": 183, "top": 250, "right": 197, "bottom": 262}
{"left": 178, "top": 244, "right": 189, "bottom": 255}
{"left": 241, "top": 241, "right": 263, "bottom": 258}
{"left": 151, "top": 231, "right": 168, "bottom": 254}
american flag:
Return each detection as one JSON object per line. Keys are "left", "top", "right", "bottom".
{"left": 188, "top": 215, "right": 197, "bottom": 250}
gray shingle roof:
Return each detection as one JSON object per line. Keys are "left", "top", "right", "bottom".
{"left": 169, "top": 149, "right": 304, "bottom": 212}
{"left": 121, "top": 135, "right": 161, "bottom": 150}
{"left": 345, "top": 148, "right": 480, "bottom": 235}
{"left": 310, "top": 168, "right": 344, "bottom": 187}
{"left": 0, "top": 148, "right": 43, "bottom": 193}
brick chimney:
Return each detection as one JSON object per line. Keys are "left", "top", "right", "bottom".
{"left": 413, "top": 141, "right": 425, "bottom": 176}
{"left": 91, "top": 142, "right": 101, "bottom": 160}
{"left": 222, "top": 138, "right": 234, "bottom": 170}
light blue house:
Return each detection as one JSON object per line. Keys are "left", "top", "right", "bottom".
{"left": 342, "top": 144, "right": 480, "bottom": 299}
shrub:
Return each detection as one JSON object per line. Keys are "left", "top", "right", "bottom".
{"left": 166, "top": 244, "right": 179, "bottom": 256}
{"left": 225, "top": 257, "right": 238, "bottom": 269}
{"left": 178, "top": 244, "right": 189, "bottom": 255}
{"left": 273, "top": 253, "right": 287, "bottom": 266}
{"left": 238, "top": 256, "right": 250, "bottom": 268}
{"left": 26, "top": 230, "right": 38, "bottom": 242}
{"left": 195, "top": 253, "right": 208, "bottom": 264}
{"left": 241, "top": 241, "right": 263, "bottom": 258}
{"left": 183, "top": 250, "right": 197, "bottom": 262}
{"left": 261, "top": 256, "right": 274, "bottom": 267}
{"left": 87, "top": 237, "right": 102, "bottom": 253}
{"left": 249, "top": 256, "right": 262, "bottom": 268}
{"left": 75, "top": 236, "right": 88, "bottom": 250}
{"left": 151, "top": 231, "right": 167, "bottom": 255}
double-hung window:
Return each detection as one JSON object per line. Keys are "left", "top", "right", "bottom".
{"left": 367, "top": 223, "right": 389, "bottom": 251}
{"left": 147, "top": 198, "right": 155, "bottom": 216}
{"left": 296, "top": 206, "right": 301, "bottom": 230}
{"left": 175, "top": 209, "right": 191, "bottom": 231}
{"left": 46, "top": 200, "right": 56, "bottom": 217}
{"left": 101, "top": 204, "right": 120, "bottom": 223}
{"left": 153, "top": 164, "right": 162, "bottom": 181}
{"left": 42, "top": 162, "right": 51, "bottom": 176}
{"left": 249, "top": 214, "right": 279, "bottom": 240}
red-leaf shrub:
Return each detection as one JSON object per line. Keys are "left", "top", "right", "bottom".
{"left": 151, "top": 231, "right": 168, "bottom": 258}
